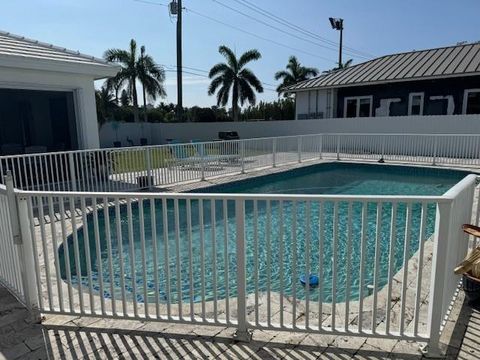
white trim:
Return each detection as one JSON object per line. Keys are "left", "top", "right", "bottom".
{"left": 463, "top": 88, "right": 480, "bottom": 114}
{"left": 344, "top": 96, "right": 373, "bottom": 118}
{"left": 408, "top": 92, "right": 424, "bottom": 116}
{"left": 0, "top": 54, "right": 119, "bottom": 79}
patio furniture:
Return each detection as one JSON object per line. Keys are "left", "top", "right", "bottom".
{"left": 454, "top": 224, "right": 480, "bottom": 301}
{"left": 191, "top": 140, "right": 240, "bottom": 164}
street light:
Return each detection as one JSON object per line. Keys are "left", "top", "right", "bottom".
{"left": 329, "top": 17, "right": 344, "bottom": 67}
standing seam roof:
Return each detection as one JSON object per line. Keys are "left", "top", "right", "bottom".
{"left": 285, "top": 42, "right": 480, "bottom": 91}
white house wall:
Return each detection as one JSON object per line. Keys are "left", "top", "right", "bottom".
{"left": 0, "top": 67, "right": 100, "bottom": 149}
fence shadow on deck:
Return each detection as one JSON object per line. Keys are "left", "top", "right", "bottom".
{"left": 42, "top": 323, "right": 425, "bottom": 359}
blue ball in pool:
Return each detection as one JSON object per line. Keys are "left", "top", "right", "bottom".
{"left": 300, "top": 274, "right": 319, "bottom": 287}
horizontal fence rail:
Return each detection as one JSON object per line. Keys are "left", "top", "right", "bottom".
{"left": 0, "top": 173, "right": 471, "bottom": 355}
{"left": 1, "top": 133, "right": 480, "bottom": 193}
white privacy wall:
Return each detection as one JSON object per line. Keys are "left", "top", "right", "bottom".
{"left": 99, "top": 114, "right": 480, "bottom": 147}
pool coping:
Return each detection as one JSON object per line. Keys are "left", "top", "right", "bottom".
{"left": 157, "top": 158, "right": 480, "bottom": 194}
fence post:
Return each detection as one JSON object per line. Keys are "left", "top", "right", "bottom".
{"left": 381, "top": 136, "right": 386, "bottom": 161}
{"left": 5, "top": 172, "right": 40, "bottom": 317}
{"left": 319, "top": 134, "right": 323, "bottom": 160}
{"left": 336, "top": 135, "right": 340, "bottom": 160}
{"left": 272, "top": 138, "right": 277, "bottom": 168}
{"left": 298, "top": 136, "right": 302, "bottom": 163}
{"left": 432, "top": 137, "right": 438, "bottom": 166}
{"left": 145, "top": 148, "right": 153, "bottom": 189}
{"left": 68, "top": 152, "right": 77, "bottom": 192}
{"left": 240, "top": 141, "right": 245, "bottom": 174}
{"left": 234, "top": 199, "right": 252, "bottom": 342}
{"left": 200, "top": 143, "right": 206, "bottom": 181}
{"left": 424, "top": 200, "right": 452, "bottom": 357}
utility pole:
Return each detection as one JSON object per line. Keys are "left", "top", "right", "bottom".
{"left": 170, "top": 0, "right": 183, "bottom": 121}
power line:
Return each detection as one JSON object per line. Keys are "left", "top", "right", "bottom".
{"left": 184, "top": 7, "right": 336, "bottom": 63}
{"left": 131, "top": 0, "right": 337, "bottom": 62}
{"left": 132, "top": 0, "right": 168, "bottom": 7}
{"left": 212, "top": 0, "right": 371, "bottom": 61}
{"left": 165, "top": 67, "right": 277, "bottom": 92}
{"left": 131, "top": 0, "right": 281, "bottom": 92}
{"left": 231, "top": 0, "right": 375, "bottom": 59}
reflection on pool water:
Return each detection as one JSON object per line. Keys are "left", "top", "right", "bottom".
{"left": 59, "top": 163, "right": 468, "bottom": 304}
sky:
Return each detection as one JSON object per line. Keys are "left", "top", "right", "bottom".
{"left": 2, "top": 0, "right": 480, "bottom": 108}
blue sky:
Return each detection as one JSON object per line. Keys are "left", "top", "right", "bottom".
{"left": 2, "top": 0, "right": 480, "bottom": 107}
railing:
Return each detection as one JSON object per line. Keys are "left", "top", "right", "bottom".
{"left": 0, "top": 174, "right": 475, "bottom": 355}
{"left": 1, "top": 133, "right": 480, "bottom": 193}
{"left": 0, "top": 184, "right": 24, "bottom": 301}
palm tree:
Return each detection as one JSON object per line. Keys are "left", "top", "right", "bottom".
{"left": 322, "top": 59, "right": 353, "bottom": 74}
{"left": 208, "top": 46, "right": 264, "bottom": 121}
{"left": 274, "top": 56, "right": 318, "bottom": 95}
{"left": 95, "top": 87, "right": 118, "bottom": 126}
{"left": 104, "top": 39, "right": 166, "bottom": 122}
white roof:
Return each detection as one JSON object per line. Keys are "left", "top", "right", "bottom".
{"left": 0, "top": 30, "right": 119, "bottom": 79}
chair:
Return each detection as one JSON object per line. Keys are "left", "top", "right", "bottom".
{"left": 190, "top": 140, "right": 240, "bottom": 164}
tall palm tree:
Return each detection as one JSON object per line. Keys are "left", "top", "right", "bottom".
{"left": 208, "top": 46, "right": 264, "bottom": 121}
{"left": 104, "top": 39, "right": 166, "bottom": 122}
{"left": 322, "top": 59, "right": 353, "bottom": 74}
{"left": 274, "top": 56, "right": 318, "bottom": 95}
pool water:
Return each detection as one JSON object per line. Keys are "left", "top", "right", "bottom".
{"left": 59, "top": 163, "right": 468, "bottom": 304}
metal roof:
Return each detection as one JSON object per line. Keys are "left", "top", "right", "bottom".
{"left": 0, "top": 30, "right": 113, "bottom": 68}
{"left": 285, "top": 43, "right": 480, "bottom": 92}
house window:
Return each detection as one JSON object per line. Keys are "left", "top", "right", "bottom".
{"left": 408, "top": 92, "right": 424, "bottom": 115}
{"left": 344, "top": 96, "right": 372, "bottom": 118}
{"left": 463, "top": 89, "right": 480, "bottom": 114}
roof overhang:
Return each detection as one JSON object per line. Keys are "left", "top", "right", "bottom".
{"left": 0, "top": 53, "right": 120, "bottom": 79}
{"left": 284, "top": 72, "right": 480, "bottom": 94}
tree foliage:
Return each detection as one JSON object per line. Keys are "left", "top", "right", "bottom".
{"left": 104, "top": 39, "right": 166, "bottom": 122}
{"left": 208, "top": 46, "right": 264, "bottom": 121}
{"left": 322, "top": 59, "right": 354, "bottom": 74}
{"left": 241, "top": 99, "right": 295, "bottom": 121}
{"left": 275, "top": 56, "right": 318, "bottom": 95}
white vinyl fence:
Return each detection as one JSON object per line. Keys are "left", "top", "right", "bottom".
{"left": 0, "top": 174, "right": 476, "bottom": 356}
{"left": 1, "top": 133, "right": 480, "bottom": 193}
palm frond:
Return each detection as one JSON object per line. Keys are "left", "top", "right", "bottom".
{"left": 104, "top": 49, "right": 131, "bottom": 65}
{"left": 208, "top": 76, "right": 224, "bottom": 95}
{"left": 274, "top": 70, "right": 292, "bottom": 81}
{"left": 238, "top": 78, "right": 256, "bottom": 106}
{"left": 238, "top": 49, "right": 261, "bottom": 69}
{"left": 208, "top": 63, "right": 231, "bottom": 78}
{"left": 239, "top": 68, "right": 263, "bottom": 93}
{"left": 218, "top": 45, "right": 238, "bottom": 71}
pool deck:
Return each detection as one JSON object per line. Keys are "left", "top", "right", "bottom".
{"left": 0, "top": 284, "right": 478, "bottom": 359}
{"left": 3, "top": 158, "right": 480, "bottom": 359}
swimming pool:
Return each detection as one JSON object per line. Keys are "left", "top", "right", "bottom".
{"left": 59, "top": 163, "right": 469, "bottom": 304}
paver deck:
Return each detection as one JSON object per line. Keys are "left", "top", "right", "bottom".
{"left": 0, "top": 284, "right": 478, "bottom": 359}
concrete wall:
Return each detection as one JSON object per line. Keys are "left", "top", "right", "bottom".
{"left": 0, "top": 66, "right": 100, "bottom": 149}
{"left": 99, "top": 114, "right": 480, "bottom": 147}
